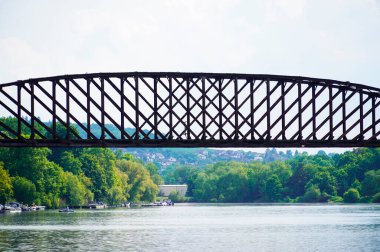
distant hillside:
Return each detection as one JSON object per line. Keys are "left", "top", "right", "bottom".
{"left": 75, "top": 123, "right": 151, "bottom": 139}
{"left": 123, "top": 148, "right": 264, "bottom": 170}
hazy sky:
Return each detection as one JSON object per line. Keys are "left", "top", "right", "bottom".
{"left": 1, "top": 0, "right": 379, "bottom": 154}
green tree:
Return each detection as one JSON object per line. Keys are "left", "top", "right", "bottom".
{"left": 307, "top": 171, "right": 337, "bottom": 196}
{"left": 372, "top": 192, "right": 380, "bottom": 203}
{"left": 115, "top": 160, "right": 158, "bottom": 202}
{"left": 0, "top": 163, "right": 13, "bottom": 204}
{"left": 361, "top": 169, "right": 380, "bottom": 196}
{"left": 343, "top": 188, "right": 360, "bottom": 203}
{"left": 59, "top": 151, "right": 82, "bottom": 175}
{"left": 145, "top": 162, "right": 163, "bottom": 185}
{"left": 12, "top": 176, "right": 37, "bottom": 205}
{"left": 301, "top": 185, "right": 321, "bottom": 203}
{"left": 168, "top": 190, "right": 186, "bottom": 203}
{"left": 264, "top": 174, "right": 283, "bottom": 202}
{"left": 79, "top": 148, "right": 117, "bottom": 201}
{"left": 217, "top": 167, "right": 249, "bottom": 202}
{"left": 62, "top": 172, "right": 88, "bottom": 206}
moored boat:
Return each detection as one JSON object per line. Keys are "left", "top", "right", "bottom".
{"left": 9, "top": 207, "right": 22, "bottom": 213}
{"left": 8, "top": 202, "right": 22, "bottom": 213}
{"left": 36, "top": 206, "right": 46, "bottom": 210}
{"left": 59, "top": 206, "right": 74, "bottom": 213}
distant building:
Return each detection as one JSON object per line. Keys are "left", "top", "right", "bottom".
{"left": 159, "top": 185, "right": 188, "bottom": 197}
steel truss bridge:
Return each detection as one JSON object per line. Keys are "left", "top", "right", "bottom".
{"left": 0, "top": 72, "right": 379, "bottom": 147}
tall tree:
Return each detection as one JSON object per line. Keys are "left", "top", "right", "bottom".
{"left": 0, "top": 163, "right": 13, "bottom": 204}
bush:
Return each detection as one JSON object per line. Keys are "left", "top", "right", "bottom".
{"left": 12, "top": 176, "right": 37, "bottom": 205}
{"left": 372, "top": 192, "right": 380, "bottom": 203}
{"left": 329, "top": 196, "right": 343, "bottom": 203}
{"left": 343, "top": 188, "right": 360, "bottom": 203}
{"left": 359, "top": 196, "right": 372, "bottom": 203}
{"left": 168, "top": 190, "right": 186, "bottom": 203}
{"left": 301, "top": 185, "right": 321, "bottom": 203}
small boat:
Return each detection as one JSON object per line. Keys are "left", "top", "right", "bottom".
{"left": 88, "top": 201, "right": 108, "bottom": 209}
{"left": 95, "top": 202, "right": 107, "bottom": 209}
{"left": 9, "top": 207, "right": 22, "bottom": 213}
{"left": 59, "top": 206, "right": 74, "bottom": 213}
{"left": 36, "top": 206, "right": 46, "bottom": 211}
{"left": 8, "top": 202, "right": 22, "bottom": 213}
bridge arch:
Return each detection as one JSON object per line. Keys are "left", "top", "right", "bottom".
{"left": 0, "top": 72, "right": 379, "bottom": 147}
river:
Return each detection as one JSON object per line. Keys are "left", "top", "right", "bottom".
{"left": 0, "top": 204, "right": 379, "bottom": 251}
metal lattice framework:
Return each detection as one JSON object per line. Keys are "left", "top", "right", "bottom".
{"left": 0, "top": 72, "right": 379, "bottom": 147}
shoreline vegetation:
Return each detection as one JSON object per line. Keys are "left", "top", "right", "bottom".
{"left": 164, "top": 148, "right": 380, "bottom": 204}
{"left": 0, "top": 117, "right": 379, "bottom": 207}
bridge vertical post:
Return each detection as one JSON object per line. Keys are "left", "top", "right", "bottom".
{"left": 52, "top": 81, "right": 57, "bottom": 139}
{"left": 266, "top": 80, "right": 270, "bottom": 140}
{"left": 100, "top": 78, "right": 105, "bottom": 141}
{"left": 234, "top": 78, "right": 239, "bottom": 140}
{"left": 186, "top": 77, "right": 190, "bottom": 140}
{"left": 298, "top": 82, "right": 302, "bottom": 140}
{"left": 17, "top": 84, "right": 21, "bottom": 139}
{"left": 359, "top": 90, "right": 364, "bottom": 140}
{"left": 250, "top": 79, "right": 255, "bottom": 140}
{"left": 65, "top": 79, "right": 70, "bottom": 142}
{"left": 312, "top": 84, "right": 316, "bottom": 140}
{"left": 281, "top": 81, "right": 285, "bottom": 140}
{"left": 219, "top": 78, "right": 223, "bottom": 140}
{"left": 202, "top": 77, "right": 206, "bottom": 140}
{"left": 168, "top": 76, "right": 173, "bottom": 140}
{"left": 30, "top": 82, "right": 35, "bottom": 140}
{"left": 154, "top": 77, "right": 158, "bottom": 140}
{"left": 120, "top": 77, "right": 125, "bottom": 140}
{"left": 86, "top": 78, "right": 91, "bottom": 140}
{"left": 342, "top": 90, "right": 347, "bottom": 140}
{"left": 135, "top": 77, "right": 139, "bottom": 140}
{"left": 373, "top": 97, "right": 376, "bottom": 137}
{"left": 329, "top": 84, "right": 333, "bottom": 140}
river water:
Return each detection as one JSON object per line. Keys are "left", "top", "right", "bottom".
{"left": 0, "top": 204, "right": 379, "bottom": 252}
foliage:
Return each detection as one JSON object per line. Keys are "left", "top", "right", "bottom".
{"left": 0, "top": 145, "right": 162, "bottom": 207}
{"left": 301, "top": 185, "right": 321, "bottom": 203}
{"left": 329, "top": 196, "right": 343, "bottom": 203}
{"left": 11, "top": 176, "right": 37, "bottom": 205}
{"left": 62, "top": 172, "right": 91, "bottom": 206}
{"left": 115, "top": 160, "right": 158, "bottom": 202}
{"left": 372, "top": 192, "right": 380, "bottom": 203}
{"left": 0, "top": 118, "right": 379, "bottom": 206}
{"left": 0, "top": 163, "right": 13, "bottom": 204}
{"left": 343, "top": 188, "right": 360, "bottom": 203}
{"left": 361, "top": 169, "right": 380, "bottom": 196}
{"left": 163, "top": 148, "right": 380, "bottom": 203}
{"left": 168, "top": 190, "right": 186, "bottom": 203}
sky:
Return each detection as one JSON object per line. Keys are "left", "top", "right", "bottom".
{"left": 1, "top": 0, "right": 379, "bottom": 154}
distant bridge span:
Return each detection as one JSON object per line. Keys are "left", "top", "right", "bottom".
{"left": 0, "top": 72, "right": 379, "bottom": 147}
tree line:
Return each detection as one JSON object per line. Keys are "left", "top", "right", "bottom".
{"left": 0, "top": 147, "right": 162, "bottom": 207}
{"left": 163, "top": 148, "right": 380, "bottom": 203}
{"left": 1, "top": 117, "right": 380, "bottom": 205}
